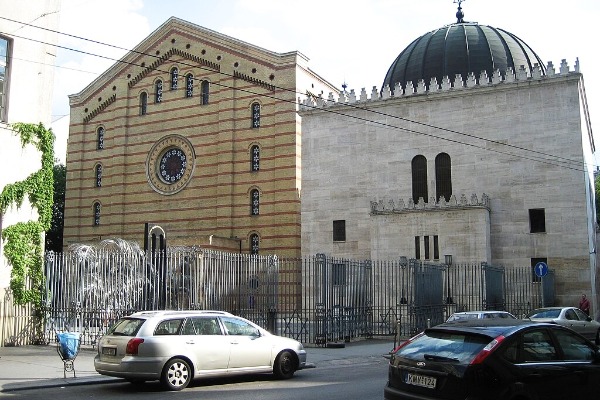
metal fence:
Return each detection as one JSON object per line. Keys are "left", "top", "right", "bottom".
{"left": 33, "top": 245, "right": 555, "bottom": 347}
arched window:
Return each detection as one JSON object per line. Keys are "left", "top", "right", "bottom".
{"left": 251, "top": 102, "right": 260, "bottom": 128}
{"left": 93, "top": 202, "right": 101, "bottom": 226}
{"left": 250, "top": 189, "right": 260, "bottom": 215}
{"left": 435, "top": 153, "right": 452, "bottom": 202}
{"left": 155, "top": 80, "right": 163, "bottom": 103}
{"left": 250, "top": 233, "right": 259, "bottom": 254}
{"left": 185, "top": 74, "right": 193, "bottom": 97}
{"left": 97, "top": 127, "right": 105, "bottom": 150}
{"left": 139, "top": 92, "right": 148, "bottom": 115}
{"left": 95, "top": 164, "right": 102, "bottom": 187}
{"left": 200, "top": 80, "right": 209, "bottom": 105}
{"left": 170, "top": 67, "right": 178, "bottom": 90}
{"left": 411, "top": 155, "right": 428, "bottom": 203}
{"left": 251, "top": 145, "right": 260, "bottom": 171}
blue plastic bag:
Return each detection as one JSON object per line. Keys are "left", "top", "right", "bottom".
{"left": 57, "top": 332, "right": 80, "bottom": 360}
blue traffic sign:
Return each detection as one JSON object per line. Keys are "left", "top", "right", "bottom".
{"left": 534, "top": 262, "right": 548, "bottom": 277}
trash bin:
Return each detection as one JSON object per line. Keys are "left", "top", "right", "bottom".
{"left": 56, "top": 332, "right": 81, "bottom": 378}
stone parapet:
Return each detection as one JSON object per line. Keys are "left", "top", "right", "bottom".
{"left": 370, "top": 193, "right": 490, "bottom": 214}
{"left": 300, "top": 59, "right": 580, "bottom": 110}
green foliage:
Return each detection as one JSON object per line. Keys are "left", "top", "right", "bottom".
{"left": 45, "top": 163, "right": 66, "bottom": 252}
{"left": 0, "top": 122, "right": 54, "bottom": 307}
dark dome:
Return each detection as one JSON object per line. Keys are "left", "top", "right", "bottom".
{"left": 382, "top": 22, "right": 546, "bottom": 91}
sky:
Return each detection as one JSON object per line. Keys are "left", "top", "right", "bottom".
{"left": 49, "top": 0, "right": 599, "bottom": 164}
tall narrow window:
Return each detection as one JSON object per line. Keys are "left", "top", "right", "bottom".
{"left": 170, "top": 67, "right": 178, "bottom": 90}
{"left": 139, "top": 92, "right": 147, "bottom": 115}
{"left": 424, "top": 236, "right": 430, "bottom": 260}
{"left": 97, "top": 127, "right": 105, "bottom": 150}
{"left": 333, "top": 220, "right": 346, "bottom": 242}
{"left": 0, "top": 36, "right": 10, "bottom": 122}
{"left": 200, "top": 80, "right": 209, "bottom": 105}
{"left": 435, "top": 153, "right": 452, "bottom": 202}
{"left": 251, "top": 102, "right": 260, "bottom": 128}
{"left": 250, "top": 233, "right": 259, "bottom": 254}
{"left": 93, "top": 202, "right": 101, "bottom": 226}
{"left": 415, "top": 236, "right": 421, "bottom": 259}
{"left": 412, "top": 155, "right": 428, "bottom": 203}
{"left": 155, "top": 80, "right": 163, "bottom": 103}
{"left": 95, "top": 164, "right": 102, "bottom": 187}
{"left": 433, "top": 235, "right": 439, "bottom": 260}
{"left": 529, "top": 209, "right": 546, "bottom": 233}
{"left": 185, "top": 74, "right": 193, "bottom": 97}
{"left": 251, "top": 145, "right": 260, "bottom": 171}
{"left": 250, "top": 189, "right": 260, "bottom": 215}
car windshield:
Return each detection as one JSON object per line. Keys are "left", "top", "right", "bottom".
{"left": 107, "top": 317, "right": 145, "bottom": 336}
{"left": 527, "top": 309, "right": 561, "bottom": 318}
{"left": 396, "top": 330, "right": 491, "bottom": 363}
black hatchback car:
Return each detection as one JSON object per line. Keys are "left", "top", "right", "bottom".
{"left": 384, "top": 320, "right": 600, "bottom": 400}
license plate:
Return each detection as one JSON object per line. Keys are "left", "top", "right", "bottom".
{"left": 102, "top": 347, "right": 116, "bottom": 356}
{"left": 406, "top": 373, "right": 436, "bottom": 389}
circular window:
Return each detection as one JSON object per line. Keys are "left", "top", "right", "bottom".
{"left": 146, "top": 135, "right": 195, "bottom": 195}
{"left": 159, "top": 147, "right": 187, "bottom": 183}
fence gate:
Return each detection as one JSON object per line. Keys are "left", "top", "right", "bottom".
{"left": 413, "top": 261, "right": 445, "bottom": 331}
{"left": 483, "top": 263, "right": 505, "bottom": 310}
{"left": 312, "top": 254, "right": 372, "bottom": 345}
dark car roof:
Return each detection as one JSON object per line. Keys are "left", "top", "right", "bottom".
{"left": 429, "top": 319, "right": 550, "bottom": 338}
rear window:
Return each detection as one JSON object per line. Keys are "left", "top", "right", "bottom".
{"left": 396, "top": 331, "right": 491, "bottom": 363}
{"left": 107, "top": 318, "right": 145, "bottom": 336}
{"left": 527, "top": 309, "right": 560, "bottom": 318}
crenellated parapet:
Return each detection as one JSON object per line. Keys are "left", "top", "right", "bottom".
{"left": 370, "top": 193, "right": 490, "bottom": 215}
{"left": 299, "top": 59, "right": 580, "bottom": 110}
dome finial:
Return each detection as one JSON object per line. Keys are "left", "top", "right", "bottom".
{"left": 454, "top": 0, "right": 465, "bottom": 23}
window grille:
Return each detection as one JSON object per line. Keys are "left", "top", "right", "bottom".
{"left": 95, "top": 164, "right": 102, "bottom": 187}
{"left": 250, "top": 234, "right": 259, "bottom": 254}
{"left": 97, "top": 127, "right": 105, "bottom": 150}
{"left": 170, "top": 67, "right": 178, "bottom": 90}
{"left": 251, "top": 189, "right": 260, "bottom": 215}
{"left": 155, "top": 80, "right": 163, "bottom": 103}
{"left": 251, "top": 145, "right": 260, "bottom": 171}
{"left": 93, "top": 202, "right": 101, "bottom": 226}
{"left": 186, "top": 74, "right": 193, "bottom": 97}
{"left": 252, "top": 102, "right": 260, "bottom": 128}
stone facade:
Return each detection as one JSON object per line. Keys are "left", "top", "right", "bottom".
{"left": 299, "top": 61, "right": 596, "bottom": 306}
{"left": 64, "top": 17, "right": 336, "bottom": 257}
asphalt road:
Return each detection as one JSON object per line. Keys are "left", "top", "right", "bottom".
{"left": 0, "top": 355, "right": 389, "bottom": 399}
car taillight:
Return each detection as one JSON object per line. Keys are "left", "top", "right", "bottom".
{"left": 126, "top": 338, "right": 144, "bottom": 355}
{"left": 470, "top": 335, "right": 505, "bottom": 365}
{"left": 391, "top": 332, "right": 425, "bottom": 354}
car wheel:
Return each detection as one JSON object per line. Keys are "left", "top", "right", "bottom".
{"left": 273, "top": 350, "right": 296, "bottom": 379}
{"left": 161, "top": 358, "right": 191, "bottom": 391}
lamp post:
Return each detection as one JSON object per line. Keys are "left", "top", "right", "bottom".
{"left": 445, "top": 255, "right": 453, "bottom": 304}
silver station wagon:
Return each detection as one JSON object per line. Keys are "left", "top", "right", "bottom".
{"left": 94, "top": 310, "right": 307, "bottom": 390}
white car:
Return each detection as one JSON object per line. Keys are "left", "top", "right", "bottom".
{"left": 94, "top": 310, "right": 307, "bottom": 390}
{"left": 446, "top": 310, "right": 517, "bottom": 322}
{"left": 525, "top": 306, "right": 600, "bottom": 344}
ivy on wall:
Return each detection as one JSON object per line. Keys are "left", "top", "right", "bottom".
{"left": 0, "top": 122, "right": 54, "bottom": 307}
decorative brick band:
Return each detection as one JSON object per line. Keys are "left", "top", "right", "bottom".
{"left": 128, "top": 48, "right": 220, "bottom": 88}
{"left": 83, "top": 94, "right": 116, "bottom": 124}
{"left": 233, "top": 70, "right": 275, "bottom": 91}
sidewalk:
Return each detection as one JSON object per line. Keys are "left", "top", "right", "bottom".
{"left": 0, "top": 339, "right": 394, "bottom": 392}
